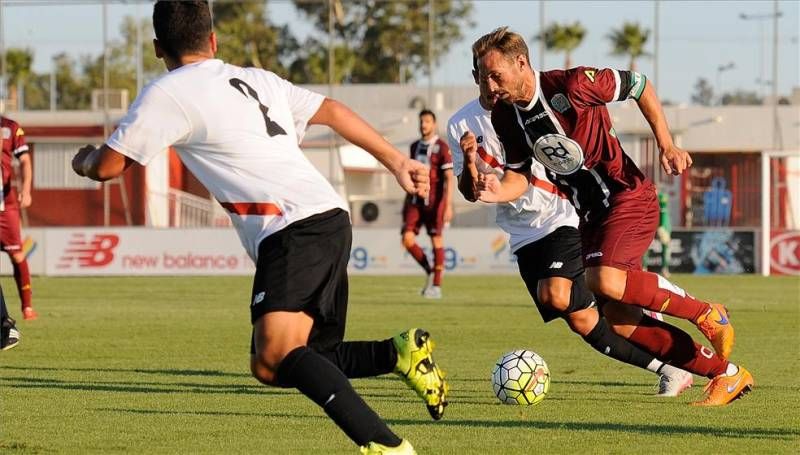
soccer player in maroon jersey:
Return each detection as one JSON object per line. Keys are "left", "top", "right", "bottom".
{"left": 472, "top": 27, "right": 752, "bottom": 406}
{"left": 1, "top": 115, "right": 36, "bottom": 320}
{"left": 401, "top": 110, "right": 454, "bottom": 299}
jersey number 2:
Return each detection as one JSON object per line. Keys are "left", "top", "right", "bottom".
{"left": 229, "top": 78, "right": 287, "bottom": 137}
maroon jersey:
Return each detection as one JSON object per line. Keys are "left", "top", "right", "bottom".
{"left": 407, "top": 136, "right": 453, "bottom": 208}
{"left": 493, "top": 67, "right": 650, "bottom": 223}
{"left": 1, "top": 116, "right": 29, "bottom": 209}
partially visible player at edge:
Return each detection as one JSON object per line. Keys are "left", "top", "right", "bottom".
{"left": 0, "top": 114, "right": 37, "bottom": 320}
{"left": 1, "top": 285, "right": 21, "bottom": 351}
{"left": 447, "top": 55, "right": 692, "bottom": 398}
{"left": 473, "top": 27, "right": 752, "bottom": 406}
{"left": 72, "top": 2, "right": 446, "bottom": 454}
{"left": 402, "top": 109, "right": 454, "bottom": 299}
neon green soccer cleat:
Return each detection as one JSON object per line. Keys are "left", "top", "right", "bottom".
{"left": 360, "top": 439, "right": 416, "bottom": 455}
{"left": 393, "top": 328, "right": 449, "bottom": 420}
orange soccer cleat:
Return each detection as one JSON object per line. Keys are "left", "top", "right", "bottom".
{"left": 695, "top": 303, "right": 734, "bottom": 360}
{"left": 691, "top": 366, "right": 753, "bottom": 406}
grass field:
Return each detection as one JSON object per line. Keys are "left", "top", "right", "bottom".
{"left": 1, "top": 274, "right": 798, "bottom": 454}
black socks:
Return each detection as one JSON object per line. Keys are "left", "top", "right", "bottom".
{"left": 276, "top": 346, "right": 401, "bottom": 447}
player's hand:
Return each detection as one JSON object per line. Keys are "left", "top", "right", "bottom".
{"left": 659, "top": 144, "right": 692, "bottom": 176}
{"left": 459, "top": 131, "right": 478, "bottom": 164}
{"left": 18, "top": 191, "right": 32, "bottom": 208}
{"left": 476, "top": 172, "right": 502, "bottom": 203}
{"left": 395, "top": 158, "right": 430, "bottom": 199}
{"left": 72, "top": 144, "right": 97, "bottom": 177}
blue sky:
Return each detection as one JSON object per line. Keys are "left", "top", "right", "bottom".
{"left": 3, "top": 0, "right": 798, "bottom": 103}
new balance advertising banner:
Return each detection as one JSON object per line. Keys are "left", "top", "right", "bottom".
{"left": 27, "top": 227, "right": 517, "bottom": 276}
{"left": 7, "top": 227, "right": 765, "bottom": 276}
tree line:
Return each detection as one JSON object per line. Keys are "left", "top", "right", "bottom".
{"left": 1, "top": 1, "right": 761, "bottom": 110}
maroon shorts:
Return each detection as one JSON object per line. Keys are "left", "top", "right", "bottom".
{"left": 0, "top": 207, "right": 22, "bottom": 253}
{"left": 581, "top": 185, "right": 658, "bottom": 270}
{"left": 402, "top": 201, "right": 445, "bottom": 236}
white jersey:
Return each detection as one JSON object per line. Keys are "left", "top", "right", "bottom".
{"left": 446, "top": 98, "right": 578, "bottom": 253}
{"left": 108, "top": 59, "right": 348, "bottom": 261}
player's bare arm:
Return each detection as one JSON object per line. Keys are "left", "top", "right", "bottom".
{"left": 17, "top": 153, "right": 32, "bottom": 208}
{"left": 636, "top": 81, "right": 693, "bottom": 176}
{"left": 477, "top": 167, "right": 528, "bottom": 203}
{"left": 443, "top": 168, "right": 454, "bottom": 223}
{"left": 309, "top": 98, "right": 430, "bottom": 198}
{"left": 72, "top": 144, "right": 134, "bottom": 182}
{"left": 456, "top": 131, "right": 481, "bottom": 202}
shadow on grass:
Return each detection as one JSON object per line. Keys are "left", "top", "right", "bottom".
{"left": 385, "top": 418, "right": 800, "bottom": 440}
{"left": 1, "top": 365, "right": 248, "bottom": 378}
{"left": 94, "top": 408, "right": 328, "bottom": 420}
{"left": 0, "top": 376, "right": 285, "bottom": 396}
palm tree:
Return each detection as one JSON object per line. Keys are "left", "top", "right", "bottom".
{"left": 537, "top": 22, "right": 586, "bottom": 69}
{"left": 3, "top": 48, "right": 34, "bottom": 110}
{"left": 607, "top": 22, "right": 650, "bottom": 71}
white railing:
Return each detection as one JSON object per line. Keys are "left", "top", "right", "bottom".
{"left": 165, "top": 189, "right": 232, "bottom": 228}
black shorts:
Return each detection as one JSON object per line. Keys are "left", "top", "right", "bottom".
{"left": 250, "top": 209, "right": 351, "bottom": 354}
{"left": 515, "top": 226, "right": 592, "bottom": 323}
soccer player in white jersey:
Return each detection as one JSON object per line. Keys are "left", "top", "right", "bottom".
{"left": 71, "top": 2, "right": 445, "bottom": 454}
{"left": 446, "top": 56, "right": 693, "bottom": 397}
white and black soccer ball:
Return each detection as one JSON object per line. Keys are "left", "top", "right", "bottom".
{"left": 491, "top": 350, "right": 550, "bottom": 405}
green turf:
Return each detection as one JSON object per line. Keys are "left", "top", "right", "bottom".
{"left": 1, "top": 274, "right": 798, "bottom": 453}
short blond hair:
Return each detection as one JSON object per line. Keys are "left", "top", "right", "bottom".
{"left": 472, "top": 27, "right": 531, "bottom": 70}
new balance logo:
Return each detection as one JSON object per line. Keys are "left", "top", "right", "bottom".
{"left": 57, "top": 234, "right": 120, "bottom": 269}
{"left": 252, "top": 291, "right": 266, "bottom": 307}
{"left": 549, "top": 261, "right": 563, "bottom": 269}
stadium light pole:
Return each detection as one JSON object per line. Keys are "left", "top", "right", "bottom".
{"left": 740, "top": 7, "right": 782, "bottom": 148}
{"left": 50, "top": 56, "right": 56, "bottom": 111}
{"left": 653, "top": 0, "right": 659, "bottom": 86}
{"left": 539, "top": 0, "right": 546, "bottom": 70}
{"left": 0, "top": 1, "right": 4, "bottom": 113}
{"left": 428, "top": 0, "right": 434, "bottom": 108}
{"left": 715, "top": 62, "right": 735, "bottom": 105}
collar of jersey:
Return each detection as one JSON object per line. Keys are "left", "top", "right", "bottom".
{"left": 515, "top": 69, "right": 542, "bottom": 112}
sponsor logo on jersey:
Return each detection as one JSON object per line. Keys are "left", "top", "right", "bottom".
{"left": 584, "top": 69, "right": 596, "bottom": 83}
{"left": 585, "top": 251, "right": 603, "bottom": 259}
{"left": 550, "top": 94, "right": 571, "bottom": 113}
{"left": 525, "top": 111, "right": 549, "bottom": 125}
{"left": 532, "top": 134, "right": 584, "bottom": 175}
{"left": 252, "top": 291, "right": 266, "bottom": 307}
{"left": 57, "top": 234, "right": 120, "bottom": 269}
{"left": 1, "top": 127, "right": 11, "bottom": 139}
{"left": 549, "top": 261, "right": 563, "bottom": 269}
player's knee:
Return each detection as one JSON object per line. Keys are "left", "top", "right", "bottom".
{"left": 565, "top": 308, "right": 599, "bottom": 337}
{"left": 11, "top": 252, "right": 25, "bottom": 264}
{"left": 250, "top": 346, "right": 294, "bottom": 387}
{"left": 401, "top": 233, "right": 416, "bottom": 249}
{"left": 431, "top": 235, "right": 444, "bottom": 249}
{"left": 585, "top": 268, "right": 625, "bottom": 300}
{"left": 537, "top": 281, "right": 570, "bottom": 312}
{"left": 250, "top": 357, "right": 279, "bottom": 386}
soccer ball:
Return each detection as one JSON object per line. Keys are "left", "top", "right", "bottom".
{"left": 491, "top": 350, "right": 550, "bottom": 405}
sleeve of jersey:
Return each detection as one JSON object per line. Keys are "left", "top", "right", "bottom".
{"left": 107, "top": 83, "right": 191, "bottom": 166}
{"left": 490, "top": 109, "right": 531, "bottom": 172}
{"left": 275, "top": 75, "right": 325, "bottom": 143}
{"left": 571, "top": 67, "right": 647, "bottom": 106}
{"left": 439, "top": 141, "right": 453, "bottom": 171}
{"left": 12, "top": 124, "right": 29, "bottom": 157}
{"left": 445, "top": 120, "right": 464, "bottom": 177}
